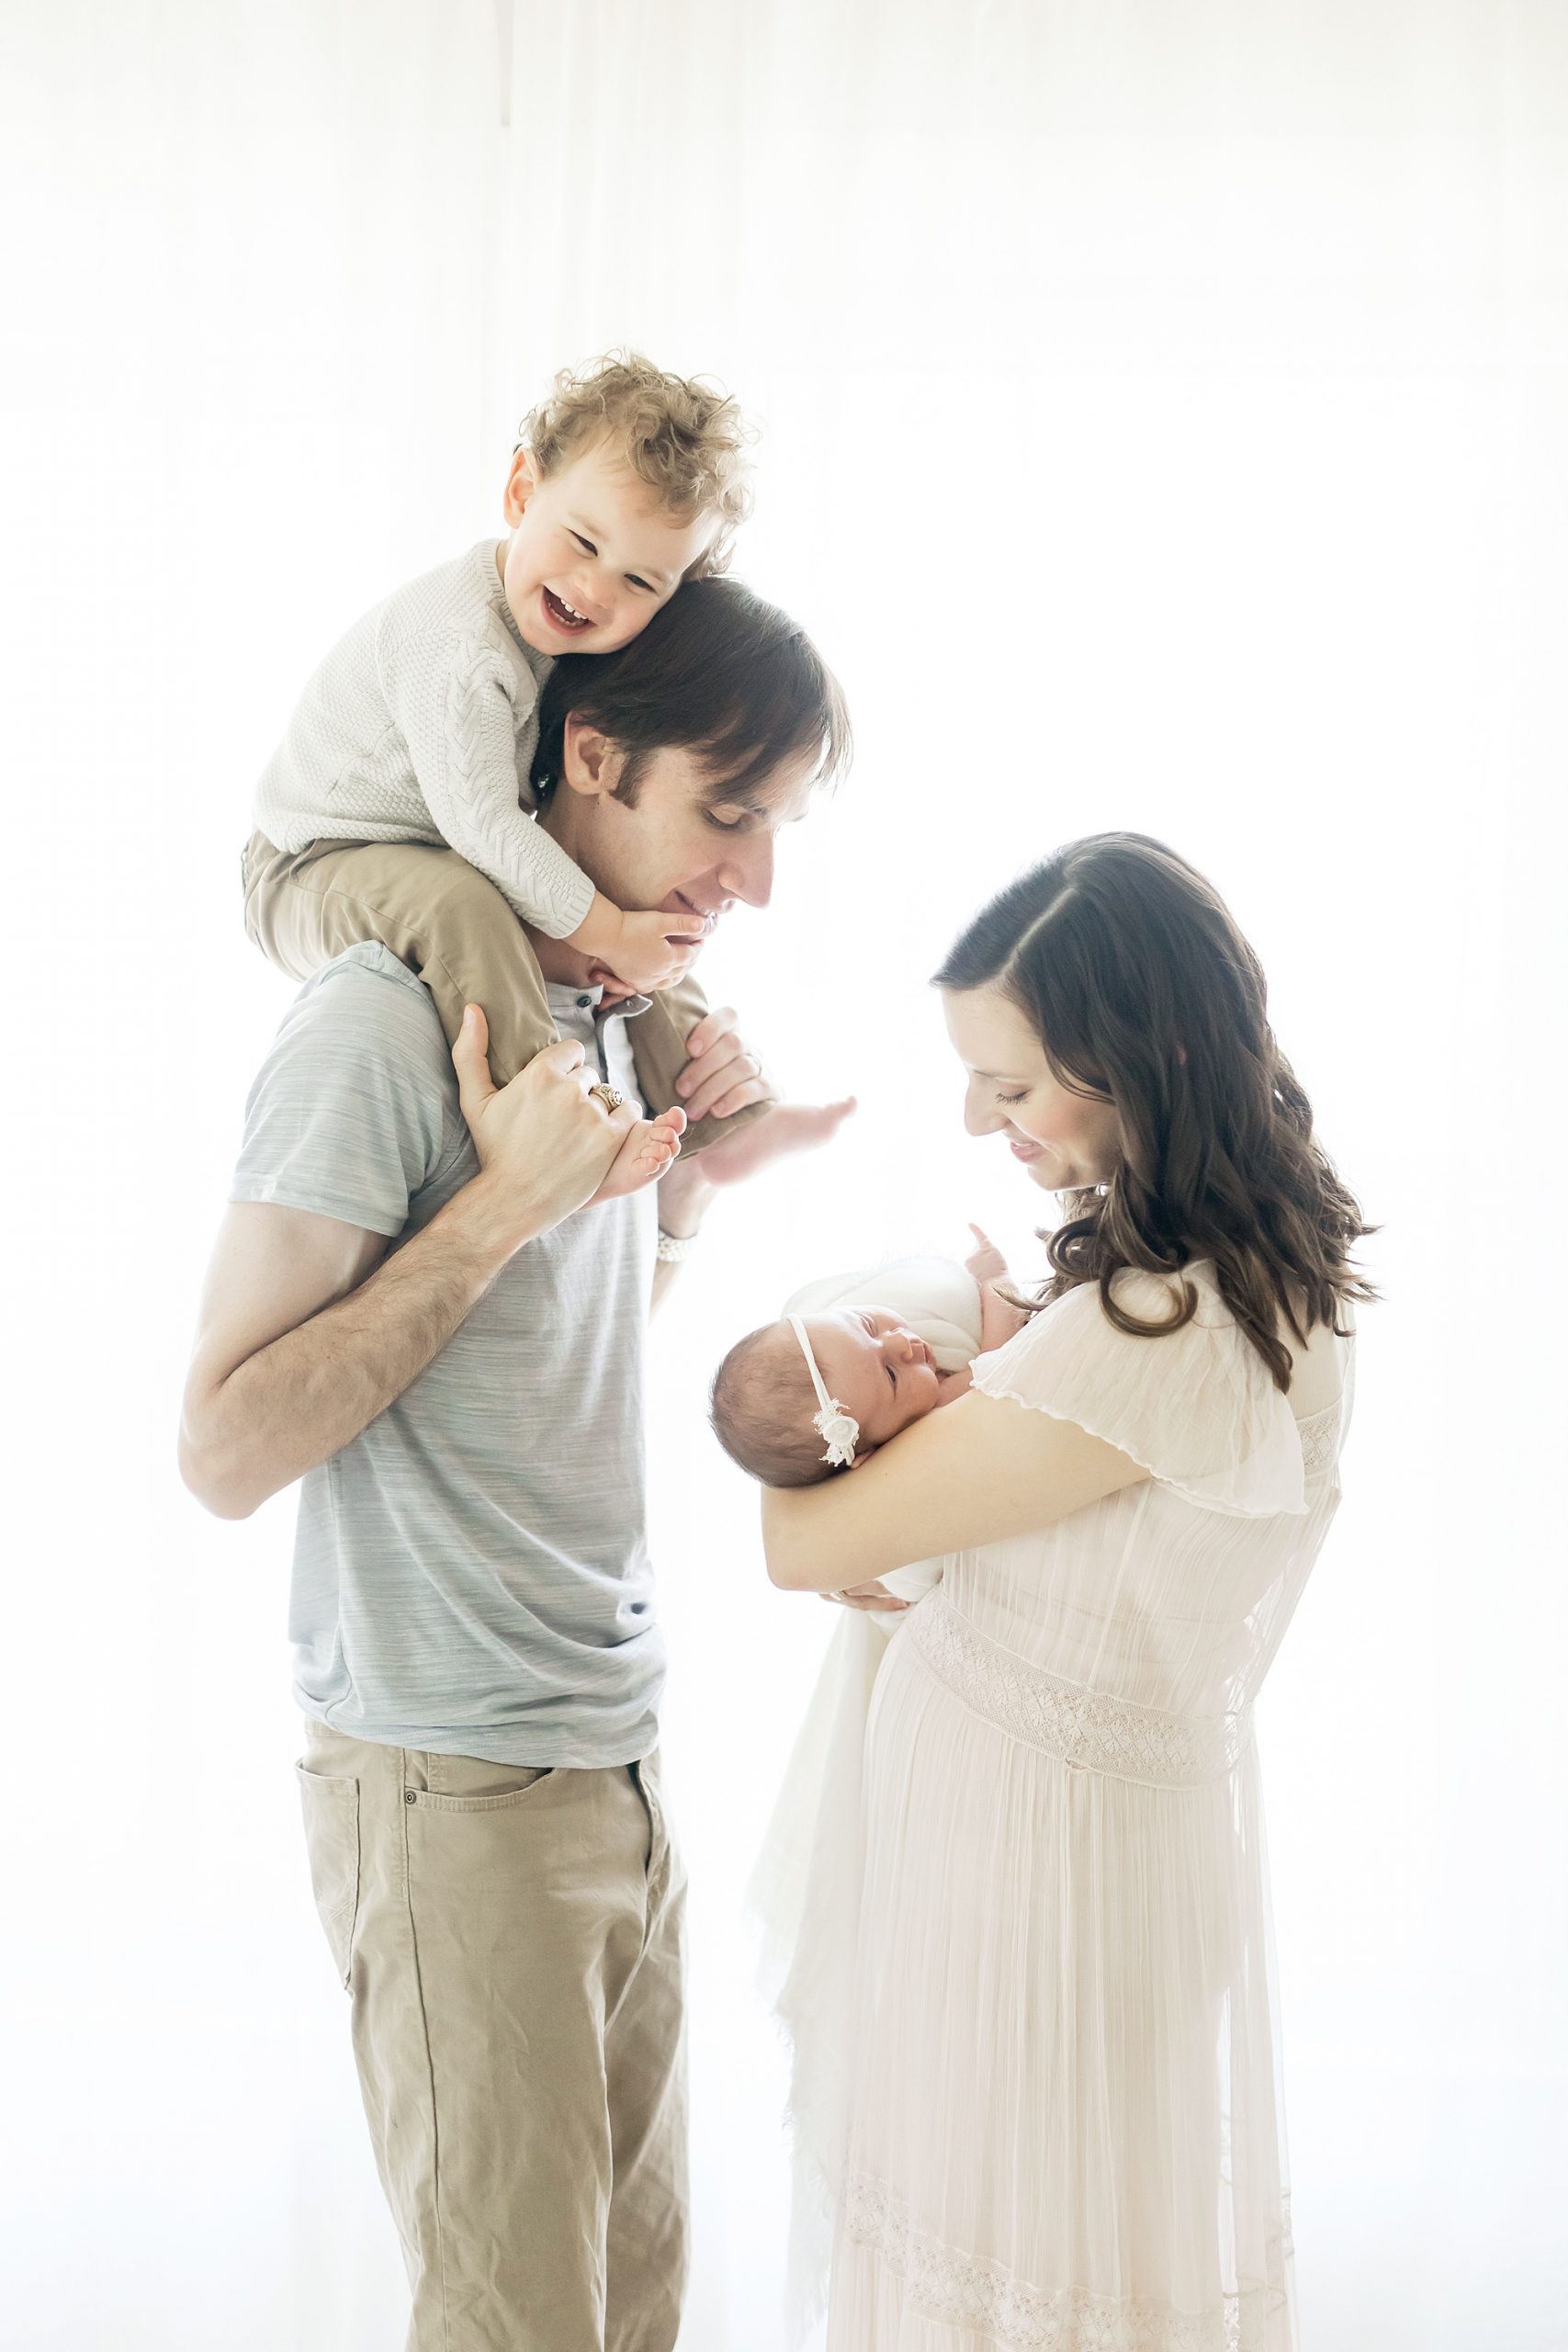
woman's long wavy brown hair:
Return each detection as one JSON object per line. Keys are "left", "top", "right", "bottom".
{"left": 932, "top": 834, "right": 1373, "bottom": 1390}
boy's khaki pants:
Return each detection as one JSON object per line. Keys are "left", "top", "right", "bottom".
{"left": 297, "top": 1722, "right": 688, "bottom": 2352}
{"left": 243, "top": 832, "right": 767, "bottom": 1157}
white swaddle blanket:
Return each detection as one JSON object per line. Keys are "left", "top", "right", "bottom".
{"left": 748, "top": 1255, "right": 984, "bottom": 2346}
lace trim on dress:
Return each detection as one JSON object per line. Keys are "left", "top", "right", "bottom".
{"left": 844, "top": 2172, "right": 1292, "bottom": 2352}
{"left": 909, "top": 1596, "right": 1250, "bottom": 1788}
{"left": 1295, "top": 1401, "right": 1340, "bottom": 1479}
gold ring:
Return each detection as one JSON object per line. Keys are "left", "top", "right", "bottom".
{"left": 588, "top": 1081, "right": 624, "bottom": 1114}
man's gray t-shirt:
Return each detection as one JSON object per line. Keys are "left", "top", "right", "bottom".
{"left": 231, "top": 943, "right": 661, "bottom": 1767}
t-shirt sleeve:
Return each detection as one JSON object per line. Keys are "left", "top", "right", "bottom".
{"left": 230, "top": 949, "right": 458, "bottom": 1237}
{"left": 970, "top": 1269, "right": 1307, "bottom": 1518}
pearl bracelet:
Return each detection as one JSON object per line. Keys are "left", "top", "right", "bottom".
{"left": 655, "top": 1226, "right": 698, "bottom": 1263}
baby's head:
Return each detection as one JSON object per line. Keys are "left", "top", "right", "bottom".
{"left": 502, "top": 351, "right": 753, "bottom": 660}
{"left": 710, "top": 1306, "right": 943, "bottom": 1488}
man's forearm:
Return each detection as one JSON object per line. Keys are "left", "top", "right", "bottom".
{"left": 650, "top": 1165, "right": 715, "bottom": 1314}
{"left": 193, "top": 1175, "right": 536, "bottom": 1517}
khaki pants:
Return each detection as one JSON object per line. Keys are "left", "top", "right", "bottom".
{"left": 243, "top": 831, "right": 768, "bottom": 1158}
{"left": 296, "top": 1723, "right": 689, "bottom": 2352}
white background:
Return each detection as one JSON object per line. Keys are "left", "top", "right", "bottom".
{"left": 4, "top": 3, "right": 1565, "bottom": 2346}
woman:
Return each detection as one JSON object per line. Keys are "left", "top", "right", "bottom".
{"left": 761, "top": 834, "right": 1370, "bottom": 2351}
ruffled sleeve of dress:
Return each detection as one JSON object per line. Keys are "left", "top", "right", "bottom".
{"left": 970, "top": 1262, "right": 1307, "bottom": 1518}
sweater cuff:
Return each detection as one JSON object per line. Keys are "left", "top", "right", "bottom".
{"left": 531, "top": 862, "right": 597, "bottom": 941}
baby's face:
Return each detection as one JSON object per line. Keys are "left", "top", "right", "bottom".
{"left": 802, "top": 1306, "right": 943, "bottom": 1454}
{"left": 500, "top": 438, "right": 716, "bottom": 657}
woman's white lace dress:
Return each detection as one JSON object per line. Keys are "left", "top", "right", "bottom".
{"left": 825, "top": 1263, "right": 1354, "bottom": 2352}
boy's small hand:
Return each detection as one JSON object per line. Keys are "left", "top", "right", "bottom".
{"left": 567, "top": 893, "right": 707, "bottom": 995}
{"left": 602, "top": 907, "right": 708, "bottom": 994}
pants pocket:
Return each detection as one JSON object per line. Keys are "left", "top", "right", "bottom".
{"left": 409, "top": 1762, "right": 555, "bottom": 1815}
{"left": 295, "top": 1762, "right": 360, "bottom": 1988}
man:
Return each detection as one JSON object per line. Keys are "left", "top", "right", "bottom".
{"left": 179, "top": 578, "right": 852, "bottom": 2352}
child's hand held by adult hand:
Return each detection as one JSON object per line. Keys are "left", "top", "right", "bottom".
{"left": 452, "top": 1005, "right": 634, "bottom": 1245}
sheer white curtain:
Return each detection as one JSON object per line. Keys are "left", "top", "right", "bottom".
{"left": 4, "top": 5, "right": 1563, "bottom": 2348}
{"left": 498, "top": 7, "right": 1568, "bottom": 2349}
{"left": 4, "top": 8, "right": 502, "bottom": 2349}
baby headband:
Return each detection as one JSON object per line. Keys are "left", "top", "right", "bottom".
{"left": 787, "top": 1315, "right": 860, "bottom": 1470}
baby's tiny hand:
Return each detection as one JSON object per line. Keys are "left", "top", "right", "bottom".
{"left": 965, "top": 1222, "right": 1010, "bottom": 1284}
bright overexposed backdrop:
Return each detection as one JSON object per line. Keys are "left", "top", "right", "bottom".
{"left": 5, "top": 4, "right": 1565, "bottom": 2347}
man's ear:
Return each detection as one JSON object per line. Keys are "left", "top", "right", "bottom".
{"left": 502, "top": 446, "right": 540, "bottom": 528}
{"left": 560, "top": 715, "right": 620, "bottom": 799}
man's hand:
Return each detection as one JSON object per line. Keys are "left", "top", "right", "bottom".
{"left": 180, "top": 1008, "right": 642, "bottom": 1521}
{"left": 453, "top": 1005, "right": 637, "bottom": 1242}
{"left": 672, "top": 1003, "right": 779, "bottom": 1125}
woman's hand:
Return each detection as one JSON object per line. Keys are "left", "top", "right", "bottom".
{"left": 822, "top": 1579, "right": 910, "bottom": 1614}
{"left": 452, "top": 1005, "right": 635, "bottom": 1245}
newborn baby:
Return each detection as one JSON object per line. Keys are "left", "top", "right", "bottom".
{"left": 711, "top": 1232, "right": 1025, "bottom": 1490}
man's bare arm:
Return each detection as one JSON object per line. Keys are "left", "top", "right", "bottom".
{"left": 180, "top": 1012, "right": 657, "bottom": 1521}
{"left": 180, "top": 1178, "right": 535, "bottom": 1519}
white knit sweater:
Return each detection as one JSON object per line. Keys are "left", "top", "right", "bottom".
{"left": 252, "top": 539, "right": 593, "bottom": 940}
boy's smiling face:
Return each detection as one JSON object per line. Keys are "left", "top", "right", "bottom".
{"left": 800, "top": 1306, "right": 944, "bottom": 1455}
{"left": 499, "top": 439, "right": 716, "bottom": 657}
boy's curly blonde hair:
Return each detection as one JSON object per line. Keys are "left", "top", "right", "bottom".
{"left": 518, "top": 350, "right": 754, "bottom": 578}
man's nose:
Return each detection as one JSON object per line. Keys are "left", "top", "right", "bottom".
{"left": 719, "top": 831, "right": 775, "bottom": 910}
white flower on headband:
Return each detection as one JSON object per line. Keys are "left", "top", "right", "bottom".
{"left": 812, "top": 1402, "right": 860, "bottom": 1469}
{"left": 788, "top": 1314, "right": 862, "bottom": 1470}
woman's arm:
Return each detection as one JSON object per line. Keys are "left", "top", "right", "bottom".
{"left": 761, "top": 1387, "right": 1147, "bottom": 1592}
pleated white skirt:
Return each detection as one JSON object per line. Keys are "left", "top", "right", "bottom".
{"left": 826, "top": 1596, "right": 1298, "bottom": 2352}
